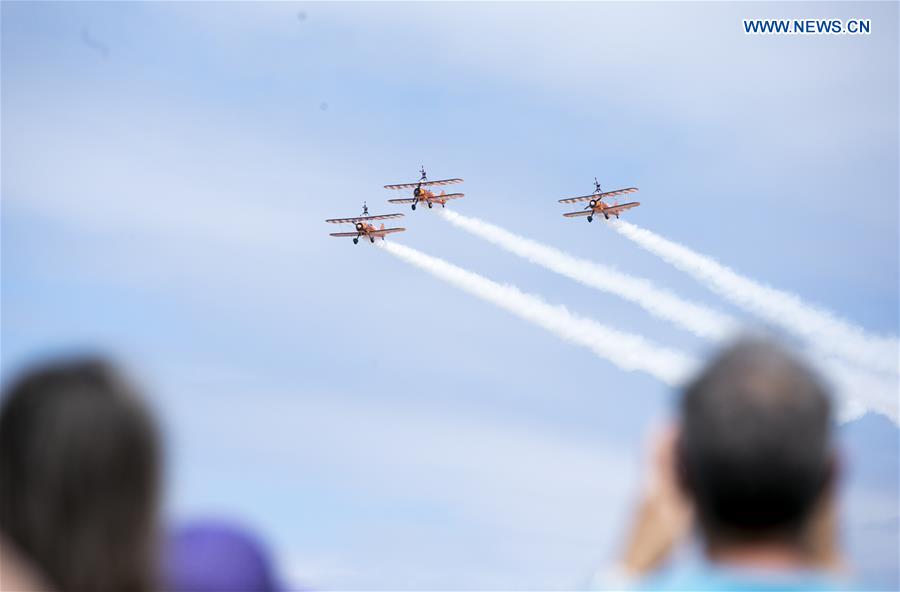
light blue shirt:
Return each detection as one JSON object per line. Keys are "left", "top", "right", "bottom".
{"left": 644, "top": 563, "right": 845, "bottom": 591}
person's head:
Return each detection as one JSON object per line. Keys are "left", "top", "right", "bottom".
{"left": 0, "top": 357, "right": 161, "bottom": 592}
{"left": 676, "top": 338, "right": 835, "bottom": 555}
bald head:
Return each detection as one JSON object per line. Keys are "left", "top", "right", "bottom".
{"left": 677, "top": 338, "right": 834, "bottom": 545}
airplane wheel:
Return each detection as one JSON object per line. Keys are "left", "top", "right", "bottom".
{"left": 587, "top": 215, "right": 593, "bottom": 223}
{"left": 427, "top": 203, "right": 433, "bottom": 209}
{"left": 441, "top": 204, "right": 445, "bottom": 208}
{"left": 616, "top": 215, "right": 620, "bottom": 219}
{"left": 370, "top": 237, "right": 375, "bottom": 243}
{"left": 604, "top": 214, "right": 609, "bottom": 220}
{"left": 411, "top": 204, "right": 416, "bottom": 211}
{"left": 353, "top": 238, "right": 359, "bottom": 244}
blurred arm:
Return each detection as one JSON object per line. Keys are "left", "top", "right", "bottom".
{"left": 618, "top": 425, "right": 693, "bottom": 578}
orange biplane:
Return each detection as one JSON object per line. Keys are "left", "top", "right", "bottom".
{"left": 385, "top": 167, "right": 464, "bottom": 210}
{"left": 326, "top": 203, "right": 405, "bottom": 244}
{"left": 559, "top": 178, "right": 639, "bottom": 222}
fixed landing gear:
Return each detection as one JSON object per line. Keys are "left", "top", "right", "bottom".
{"left": 441, "top": 203, "right": 445, "bottom": 208}
{"left": 427, "top": 202, "right": 433, "bottom": 209}
{"left": 370, "top": 237, "right": 375, "bottom": 243}
{"left": 604, "top": 213, "right": 610, "bottom": 220}
{"left": 411, "top": 203, "right": 416, "bottom": 211}
{"left": 587, "top": 215, "right": 593, "bottom": 223}
{"left": 353, "top": 237, "right": 359, "bottom": 244}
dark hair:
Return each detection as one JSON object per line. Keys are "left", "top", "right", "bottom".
{"left": 677, "top": 338, "right": 833, "bottom": 545}
{"left": 0, "top": 358, "right": 161, "bottom": 592}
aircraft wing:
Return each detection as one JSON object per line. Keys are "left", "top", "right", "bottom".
{"left": 325, "top": 213, "right": 405, "bottom": 224}
{"left": 558, "top": 187, "right": 639, "bottom": 204}
{"left": 329, "top": 232, "right": 361, "bottom": 237}
{"left": 384, "top": 178, "right": 464, "bottom": 190}
{"left": 558, "top": 194, "right": 597, "bottom": 204}
{"left": 421, "top": 178, "right": 463, "bottom": 188}
{"left": 598, "top": 187, "right": 639, "bottom": 199}
{"left": 373, "top": 227, "right": 406, "bottom": 235}
{"left": 389, "top": 193, "right": 463, "bottom": 204}
{"left": 383, "top": 182, "right": 420, "bottom": 190}
{"left": 604, "top": 201, "right": 640, "bottom": 215}
{"left": 563, "top": 210, "right": 592, "bottom": 218}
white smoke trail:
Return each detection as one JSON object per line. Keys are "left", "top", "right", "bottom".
{"left": 437, "top": 211, "right": 896, "bottom": 424}
{"left": 611, "top": 220, "right": 899, "bottom": 377}
{"left": 823, "top": 356, "right": 899, "bottom": 423}
{"left": 378, "top": 241, "right": 700, "bottom": 386}
{"left": 440, "top": 209, "right": 740, "bottom": 341}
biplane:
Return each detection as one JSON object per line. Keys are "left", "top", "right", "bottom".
{"left": 559, "top": 178, "right": 640, "bottom": 222}
{"left": 326, "top": 203, "right": 406, "bottom": 244}
{"left": 384, "top": 167, "right": 464, "bottom": 210}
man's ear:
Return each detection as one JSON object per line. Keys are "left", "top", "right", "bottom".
{"left": 804, "top": 450, "right": 845, "bottom": 571}
{"left": 820, "top": 450, "right": 840, "bottom": 496}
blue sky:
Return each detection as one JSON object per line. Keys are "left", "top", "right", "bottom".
{"left": 2, "top": 2, "right": 898, "bottom": 589}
